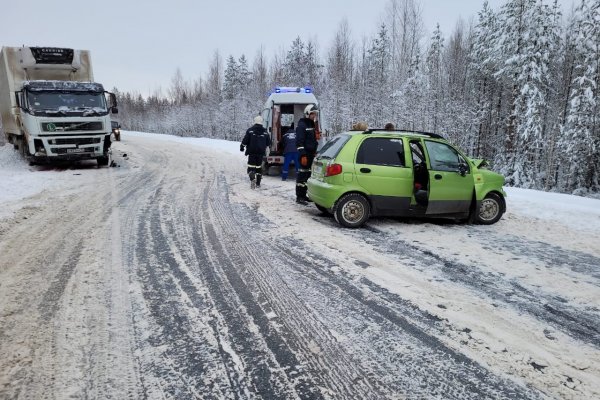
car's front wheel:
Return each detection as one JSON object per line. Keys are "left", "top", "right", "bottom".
{"left": 334, "top": 193, "right": 370, "bottom": 228}
{"left": 475, "top": 193, "right": 504, "bottom": 224}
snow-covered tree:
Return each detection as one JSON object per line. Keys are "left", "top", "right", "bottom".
{"left": 364, "top": 24, "right": 392, "bottom": 126}
{"left": 495, "top": 0, "right": 561, "bottom": 187}
{"left": 113, "top": 0, "right": 598, "bottom": 195}
{"left": 426, "top": 24, "right": 445, "bottom": 132}
{"left": 323, "top": 19, "right": 355, "bottom": 134}
{"left": 223, "top": 55, "right": 239, "bottom": 101}
{"left": 560, "top": 0, "right": 600, "bottom": 192}
{"left": 283, "top": 37, "right": 307, "bottom": 86}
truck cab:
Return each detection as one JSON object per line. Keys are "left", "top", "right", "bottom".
{"left": 0, "top": 46, "right": 118, "bottom": 166}
{"left": 260, "top": 86, "right": 324, "bottom": 174}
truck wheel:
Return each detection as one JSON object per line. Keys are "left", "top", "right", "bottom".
{"left": 475, "top": 193, "right": 504, "bottom": 224}
{"left": 97, "top": 156, "right": 109, "bottom": 167}
{"left": 334, "top": 193, "right": 370, "bottom": 228}
{"left": 17, "top": 137, "right": 28, "bottom": 157}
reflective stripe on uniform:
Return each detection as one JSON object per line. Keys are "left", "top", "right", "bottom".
{"left": 298, "top": 168, "right": 310, "bottom": 172}
{"left": 247, "top": 164, "right": 262, "bottom": 168}
{"left": 297, "top": 147, "right": 305, "bottom": 151}
{"left": 296, "top": 183, "right": 307, "bottom": 187}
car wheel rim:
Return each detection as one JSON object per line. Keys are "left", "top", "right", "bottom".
{"left": 479, "top": 198, "right": 499, "bottom": 221}
{"left": 341, "top": 200, "right": 365, "bottom": 223}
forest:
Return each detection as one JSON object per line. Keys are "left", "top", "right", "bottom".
{"left": 115, "top": 0, "right": 599, "bottom": 194}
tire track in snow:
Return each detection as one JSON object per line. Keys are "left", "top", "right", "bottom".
{"left": 191, "top": 175, "right": 337, "bottom": 398}
{"left": 354, "top": 224, "right": 600, "bottom": 348}
{"left": 131, "top": 181, "right": 241, "bottom": 398}
{"left": 485, "top": 233, "right": 600, "bottom": 282}
{"left": 38, "top": 239, "right": 84, "bottom": 321}
{"left": 220, "top": 182, "right": 542, "bottom": 399}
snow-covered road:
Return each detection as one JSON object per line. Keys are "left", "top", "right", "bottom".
{"left": 0, "top": 132, "right": 599, "bottom": 399}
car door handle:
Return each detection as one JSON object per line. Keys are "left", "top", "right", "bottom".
{"left": 434, "top": 174, "right": 443, "bottom": 180}
{"left": 360, "top": 168, "right": 371, "bottom": 173}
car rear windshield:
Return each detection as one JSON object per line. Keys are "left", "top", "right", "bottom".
{"left": 318, "top": 134, "right": 351, "bottom": 159}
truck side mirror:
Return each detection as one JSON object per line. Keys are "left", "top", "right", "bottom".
{"left": 111, "top": 107, "right": 118, "bottom": 114}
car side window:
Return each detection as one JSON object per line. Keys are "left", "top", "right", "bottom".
{"left": 409, "top": 140, "right": 425, "bottom": 165}
{"left": 424, "top": 141, "right": 467, "bottom": 172}
{"left": 356, "top": 137, "right": 405, "bottom": 167}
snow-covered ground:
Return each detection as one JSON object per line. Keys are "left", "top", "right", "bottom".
{"left": 1, "top": 131, "right": 599, "bottom": 399}
{"left": 2, "top": 131, "right": 599, "bottom": 232}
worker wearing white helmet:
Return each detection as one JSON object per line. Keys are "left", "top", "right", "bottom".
{"left": 295, "top": 104, "right": 319, "bottom": 204}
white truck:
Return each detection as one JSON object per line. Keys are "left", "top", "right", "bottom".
{"left": 260, "top": 86, "right": 325, "bottom": 174}
{"left": 0, "top": 46, "right": 118, "bottom": 166}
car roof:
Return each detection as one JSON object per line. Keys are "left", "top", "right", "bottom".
{"left": 343, "top": 129, "right": 445, "bottom": 140}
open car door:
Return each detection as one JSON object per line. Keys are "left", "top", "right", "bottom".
{"left": 423, "top": 140, "right": 474, "bottom": 215}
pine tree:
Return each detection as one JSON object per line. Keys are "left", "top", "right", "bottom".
{"left": 365, "top": 23, "right": 392, "bottom": 126}
{"left": 495, "top": 0, "right": 561, "bottom": 187}
{"left": 305, "top": 39, "right": 323, "bottom": 90}
{"left": 426, "top": 24, "right": 445, "bottom": 132}
{"left": 469, "top": 1, "right": 503, "bottom": 160}
{"left": 223, "top": 55, "right": 239, "bottom": 101}
{"left": 283, "top": 37, "right": 307, "bottom": 85}
{"left": 324, "top": 19, "right": 354, "bottom": 133}
{"left": 560, "top": 0, "right": 600, "bottom": 192}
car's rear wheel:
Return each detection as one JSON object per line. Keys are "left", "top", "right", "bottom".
{"left": 475, "top": 193, "right": 504, "bottom": 224}
{"left": 334, "top": 193, "right": 370, "bottom": 228}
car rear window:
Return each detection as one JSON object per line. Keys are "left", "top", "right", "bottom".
{"left": 356, "top": 137, "right": 406, "bottom": 167}
{"left": 318, "top": 134, "right": 351, "bottom": 158}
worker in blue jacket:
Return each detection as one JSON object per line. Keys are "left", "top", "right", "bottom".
{"left": 280, "top": 123, "right": 299, "bottom": 181}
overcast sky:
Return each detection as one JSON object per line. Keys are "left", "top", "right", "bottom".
{"left": 1, "top": 0, "right": 575, "bottom": 95}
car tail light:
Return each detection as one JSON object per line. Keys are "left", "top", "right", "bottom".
{"left": 325, "top": 163, "right": 342, "bottom": 177}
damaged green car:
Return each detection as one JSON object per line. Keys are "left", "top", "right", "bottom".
{"left": 307, "top": 129, "right": 507, "bottom": 228}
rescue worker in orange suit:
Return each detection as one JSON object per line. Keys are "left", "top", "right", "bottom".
{"left": 295, "top": 104, "right": 319, "bottom": 204}
{"left": 240, "top": 115, "right": 271, "bottom": 189}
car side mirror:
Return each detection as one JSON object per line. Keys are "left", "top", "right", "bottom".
{"left": 458, "top": 163, "right": 468, "bottom": 176}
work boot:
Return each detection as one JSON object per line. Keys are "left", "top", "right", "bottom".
{"left": 296, "top": 196, "right": 312, "bottom": 204}
{"left": 256, "top": 174, "right": 262, "bottom": 188}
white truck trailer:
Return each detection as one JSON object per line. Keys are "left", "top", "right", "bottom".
{"left": 0, "top": 46, "right": 118, "bottom": 165}
{"left": 260, "top": 86, "right": 325, "bottom": 174}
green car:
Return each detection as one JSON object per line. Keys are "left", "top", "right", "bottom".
{"left": 307, "top": 129, "right": 506, "bottom": 228}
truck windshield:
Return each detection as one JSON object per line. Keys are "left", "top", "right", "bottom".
{"left": 27, "top": 91, "right": 108, "bottom": 116}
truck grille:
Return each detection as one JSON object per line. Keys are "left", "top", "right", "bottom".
{"left": 41, "top": 122, "right": 104, "bottom": 132}
{"left": 53, "top": 138, "right": 101, "bottom": 145}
